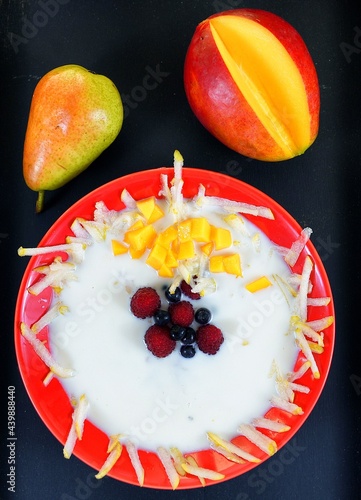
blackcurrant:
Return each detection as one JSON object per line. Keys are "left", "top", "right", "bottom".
{"left": 181, "top": 327, "right": 196, "bottom": 345}
{"left": 180, "top": 344, "right": 196, "bottom": 358}
{"left": 165, "top": 286, "right": 182, "bottom": 303}
{"left": 153, "top": 309, "right": 170, "bottom": 326}
{"left": 170, "top": 324, "right": 186, "bottom": 341}
{"left": 195, "top": 307, "right": 212, "bottom": 325}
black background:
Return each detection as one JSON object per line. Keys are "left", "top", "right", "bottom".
{"left": 1, "top": 1, "right": 361, "bottom": 499}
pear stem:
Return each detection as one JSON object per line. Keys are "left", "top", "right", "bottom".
{"left": 35, "top": 190, "right": 45, "bottom": 213}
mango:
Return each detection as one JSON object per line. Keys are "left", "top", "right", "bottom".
{"left": 245, "top": 276, "right": 272, "bottom": 293}
{"left": 111, "top": 240, "right": 128, "bottom": 256}
{"left": 210, "top": 226, "right": 232, "bottom": 250}
{"left": 184, "top": 9, "right": 319, "bottom": 161}
{"left": 136, "top": 196, "right": 164, "bottom": 223}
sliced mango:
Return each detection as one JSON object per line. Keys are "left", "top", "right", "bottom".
{"left": 156, "top": 225, "right": 178, "bottom": 247}
{"left": 124, "top": 224, "right": 157, "bottom": 252}
{"left": 123, "top": 220, "right": 145, "bottom": 245}
{"left": 211, "top": 226, "right": 232, "bottom": 250}
{"left": 209, "top": 14, "right": 311, "bottom": 157}
{"left": 245, "top": 276, "right": 272, "bottom": 293}
{"left": 111, "top": 240, "right": 128, "bottom": 256}
{"left": 165, "top": 249, "right": 179, "bottom": 268}
{"left": 177, "top": 219, "right": 192, "bottom": 242}
{"left": 146, "top": 243, "right": 168, "bottom": 270}
{"left": 148, "top": 203, "right": 164, "bottom": 223}
{"left": 135, "top": 197, "right": 163, "bottom": 222}
{"left": 129, "top": 247, "right": 145, "bottom": 259}
{"left": 158, "top": 263, "right": 174, "bottom": 278}
{"left": 190, "top": 217, "right": 211, "bottom": 242}
{"left": 209, "top": 255, "right": 225, "bottom": 273}
{"left": 177, "top": 240, "right": 196, "bottom": 260}
{"left": 222, "top": 253, "right": 242, "bottom": 277}
{"left": 136, "top": 197, "right": 156, "bottom": 220}
{"left": 201, "top": 241, "right": 214, "bottom": 256}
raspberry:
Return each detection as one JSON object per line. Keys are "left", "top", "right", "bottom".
{"left": 168, "top": 300, "right": 194, "bottom": 327}
{"left": 196, "top": 325, "right": 224, "bottom": 355}
{"left": 180, "top": 280, "right": 201, "bottom": 300}
{"left": 130, "top": 287, "right": 161, "bottom": 319}
{"left": 144, "top": 325, "right": 176, "bottom": 358}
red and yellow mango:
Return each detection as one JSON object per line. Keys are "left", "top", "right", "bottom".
{"left": 184, "top": 9, "right": 320, "bottom": 161}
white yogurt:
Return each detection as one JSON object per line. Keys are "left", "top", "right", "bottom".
{"left": 49, "top": 200, "right": 298, "bottom": 452}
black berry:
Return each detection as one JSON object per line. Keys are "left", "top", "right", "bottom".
{"left": 153, "top": 309, "right": 170, "bottom": 326}
{"left": 170, "top": 324, "right": 186, "bottom": 341}
{"left": 181, "top": 327, "right": 196, "bottom": 345}
{"left": 195, "top": 307, "right": 212, "bottom": 325}
{"left": 181, "top": 344, "right": 196, "bottom": 358}
{"left": 165, "top": 286, "right": 182, "bottom": 303}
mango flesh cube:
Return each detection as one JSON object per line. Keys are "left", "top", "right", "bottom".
{"left": 165, "top": 249, "right": 179, "bottom": 268}
{"left": 158, "top": 264, "right": 174, "bottom": 278}
{"left": 111, "top": 240, "right": 128, "bottom": 256}
{"left": 156, "top": 225, "right": 178, "bottom": 247}
{"left": 211, "top": 226, "right": 232, "bottom": 250}
{"left": 190, "top": 217, "right": 211, "bottom": 242}
{"left": 177, "top": 240, "right": 196, "bottom": 260}
{"left": 209, "top": 255, "right": 225, "bottom": 273}
{"left": 129, "top": 246, "right": 145, "bottom": 259}
{"left": 123, "top": 220, "right": 145, "bottom": 245}
{"left": 222, "top": 253, "right": 242, "bottom": 277}
{"left": 136, "top": 197, "right": 156, "bottom": 221}
{"left": 201, "top": 242, "right": 214, "bottom": 256}
{"left": 125, "top": 224, "right": 157, "bottom": 252}
{"left": 148, "top": 203, "right": 164, "bottom": 223}
{"left": 177, "top": 219, "right": 192, "bottom": 242}
{"left": 146, "top": 243, "right": 168, "bottom": 270}
{"left": 245, "top": 276, "right": 272, "bottom": 293}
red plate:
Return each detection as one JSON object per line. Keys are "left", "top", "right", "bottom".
{"left": 14, "top": 167, "right": 335, "bottom": 489}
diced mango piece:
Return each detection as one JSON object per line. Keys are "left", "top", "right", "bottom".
{"left": 190, "top": 217, "right": 211, "bottom": 242}
{"left": 146, "top": 243, "right": 168, "bottom": 270}
{"left": 223, "top": 253, "right": 242, "bottom": 277}
{"left": 177, "top": 240, "right": 196, "bottom": 260}
{"left": 123, "top": 220, "right": 145, "bottom": 245}
{"left": 177, "top": 219, "right": 192, "bottom": 242}
{"left": 129, "top": 247, "right": 145, "bottom": 259}
{"left": 156, "top": 225, "right": 178, "bottom": 247}
{"left": 245, "top": 276, "right": 272, "bottom": 293}
{"left": 201, "top": 242, "right": 214, "bottom": 256}
{"left": 128, "top": 220, "right": 145, "bottom": 231}
{"left": 209, "top": 255, "right": 225, "bottom": 273}
{"left": 211, "top": 226, "right": 232, "bottom": 250}
{"left": 125, "top": 224, "right": 157, "bottom": 252}
{"left": 165, "top": 249, "right": 179, "bottom": 268}
{"left": 136, "top": 197, "right": 156, "bottom": 221}
{"left": 171, "top": 238, "right": 180, "bottom": 255}
{"left": 158, "top": 264, "right": 174, "bottom": 278}
{"left": 111, "top": 240, "right": 128, "bottom": 256}
{"left": 148, "top": 203, "right": 164, "bottom": 223}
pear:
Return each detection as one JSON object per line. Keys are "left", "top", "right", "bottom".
{"left": 23, "top": 64, "right": 123, "bottom": 212}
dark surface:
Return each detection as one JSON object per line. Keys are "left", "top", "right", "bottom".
{"left": 1, "top": 1, "right": 361, "bottom": 499}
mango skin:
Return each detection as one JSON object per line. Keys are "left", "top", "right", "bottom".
{"left": 23, "top": 65, "right": 123, "bottom": 193}
{"left": 184, "top": 9, "right": 320, "bottom": 162}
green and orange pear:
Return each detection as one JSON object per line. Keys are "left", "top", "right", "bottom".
{"left": 23, "top": 64, "right": 123, "bottom": 212}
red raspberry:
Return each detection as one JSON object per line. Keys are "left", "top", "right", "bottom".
{"left": 196, "top": 325, "right": 224, "bottom": 355}
{"left": 180, "top": 280, "right": 201, "bottom": 300}
{"left": 130, "top": 287, "right": 161, "bottom": 319}
{"left": 144, "top": 325, "right": 176, "bottom": 358}
{"left": 168, "top": 300, "right": 194, "bottom": 327}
